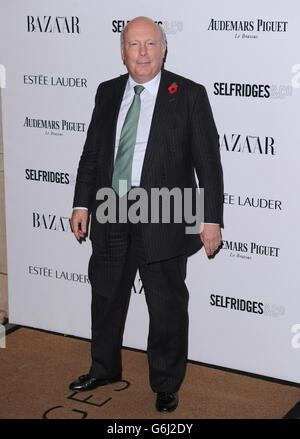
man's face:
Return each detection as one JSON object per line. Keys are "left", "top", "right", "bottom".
{"left": 121, "top": 19, "right": 166, "bottom": 84}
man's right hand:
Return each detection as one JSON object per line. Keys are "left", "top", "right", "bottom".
{"left": 70, "top": 209, "right": 89, "bottom": 240}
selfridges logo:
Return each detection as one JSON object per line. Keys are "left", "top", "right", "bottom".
{"left": 23, "top": 74, "right": 87, "bottom": 88}
{"left": 214, "top": 82, "right": 270, "bottom": 98}
{"left": 27, "top": 16, "right": 80, "bottom": 33}
{"left": 32, "top": 212, "right": 72, "bottom": 233}
{"left": 112, "top": 19, "right": 183, "bottom": 35}
{"left": 112, "top": 19, "right": 163, "bottom": 33}
{"left": 221, "top": 239, "right": 280, "bottom": 259}
{"left": 210, "top": 294, "right": 264, "bottom": 315}
{"left": 210, "top": 294, "right": 285, "bottom": 318}
{"left": 25, "top": 169, "right": 75, "bottom": 185}
{"left": 208, "top": 18, "right": 288, "bottom": 39}
{"left": 214, "top": 82, "right": 292, "bottom": 100}
{"left": 23, "top": 117, "right": 85, "bottom": 136}
{"left": 224, "top": 193, "right": 282, "bottom": 210}
{"left": 219, "top": 134, "right": 275, "bottom": 155}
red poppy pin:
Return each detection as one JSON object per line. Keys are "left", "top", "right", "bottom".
{"left": 168, "top": 82, "right": 178, "bottom": 94}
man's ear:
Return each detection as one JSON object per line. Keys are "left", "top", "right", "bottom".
{"left": 162, "top": 44, "right": 167, "bottom": 63}
{"left": 121, "top": 48, "right": 125, "bottom": 64}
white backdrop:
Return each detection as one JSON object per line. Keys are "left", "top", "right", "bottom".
{"left": 1, "top": 0, "right": 300, "bottom": 383}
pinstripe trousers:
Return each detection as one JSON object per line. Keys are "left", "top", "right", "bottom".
{"left": 87, "top": 198, "right": 189, "bottom": 393}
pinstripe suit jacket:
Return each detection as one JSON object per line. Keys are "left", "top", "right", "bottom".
{"left": 73, "top": 69, "right": 224, "bottom": 263}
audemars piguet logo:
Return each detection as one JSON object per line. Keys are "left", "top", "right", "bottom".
{"left": 23, "top": 117, "right": 86, "bottom": 136}
{"left": 207, "top": 18, "right": 288, "bottom": 39}
{"left": 221, "top": 239, "right": 280, "bottom": 259}
{"left": 27, "top": 16, "right": 80, "bottom": 33}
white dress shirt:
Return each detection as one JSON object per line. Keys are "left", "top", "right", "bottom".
{"left": 114, "top": 71, "right": 160, "bottom": 186}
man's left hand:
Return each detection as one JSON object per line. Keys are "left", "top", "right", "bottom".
{"left": 200, "top": 224, "right": 222, "bottom": 257}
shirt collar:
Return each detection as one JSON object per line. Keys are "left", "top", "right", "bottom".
{"left": 127, "top": 70, "right": 161, "bottom": 96}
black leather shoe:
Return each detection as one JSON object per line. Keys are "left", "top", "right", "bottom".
{"left": 156, "top": 392, "right": 178, "bottom": 412}
{"left": 69, "top": 374, "right": 121, "bottom": 391}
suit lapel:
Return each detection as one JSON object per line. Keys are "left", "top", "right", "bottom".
{"left": 105, "top": 73, "right": 128, "bottom": 184}
{"left": 140, "top": 70, "right": 178, "bottom": 185}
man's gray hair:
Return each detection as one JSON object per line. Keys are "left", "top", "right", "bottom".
{"left": 120, "top": 17, "right": 167, "bottom": 49}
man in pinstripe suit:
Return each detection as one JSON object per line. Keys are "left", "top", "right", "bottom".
{"left": 69, "top": 16, "right": 223, "bottom": 412}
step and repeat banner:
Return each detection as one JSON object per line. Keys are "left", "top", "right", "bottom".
{"left": 1, "top": 0, "right": 300, "bottom": 383}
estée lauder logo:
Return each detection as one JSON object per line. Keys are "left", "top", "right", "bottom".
{"left": 223, "top": 193, "right": 282, "bottom": 210}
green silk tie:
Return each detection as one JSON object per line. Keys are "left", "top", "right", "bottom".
{"left": 112, "top": 85, "right": 144, "bottom": 197}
